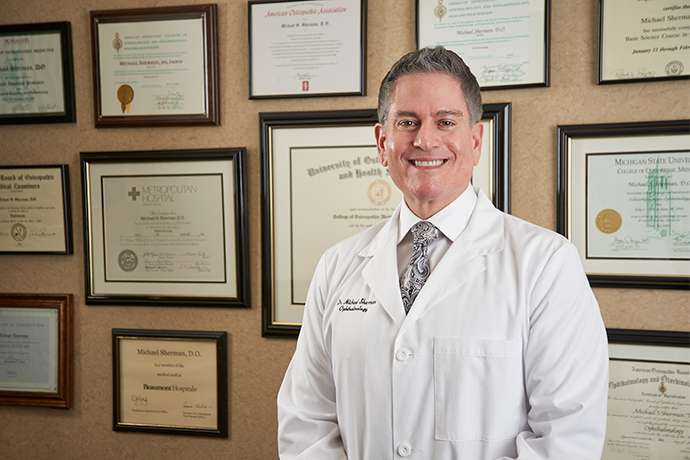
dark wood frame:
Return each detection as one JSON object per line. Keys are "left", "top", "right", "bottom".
{"left": 0, "top": 293, "right": 73, "bottom": 409}
{"left": 248, "top": 0, "right": 367, "bottom": 99}
{"left": 81, "top": 149, "right": 249, "bottom": 307}
{"left": 0, "top": 22, "right": 76, "bottom": 124}
{"left": 415, "top": 0, "right": 550, "bottom": 90}
{"left": 112, "top": 329, "right": 228, "bottom": 437}
{"left": 90, "top": 4, "right": 220, "bottom": 127}
{"left": 557, "top": 120, "right": 690, "bottom": 289}
{"left": 0, "top": 165, "right": 73, "bottom": 255}
{"left": 260, "top": 107, "right": 511, "bottom": 337}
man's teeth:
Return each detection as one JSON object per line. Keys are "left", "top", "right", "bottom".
{"left": 413, "top": 160, "right": 444, "bottom": 167}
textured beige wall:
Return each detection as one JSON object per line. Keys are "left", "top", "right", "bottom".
{"left": 0, "top": 0, "right": 688, "bottom": 458}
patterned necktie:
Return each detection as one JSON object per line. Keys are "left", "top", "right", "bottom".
{"left": 400, "top": 221, "right": 440, "bottom": 314}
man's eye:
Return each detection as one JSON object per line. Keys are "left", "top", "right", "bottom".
{"left": 398, "top": 120, "right": 416, "bottom": 127}
{"left": 439, "top": 120, "right": 455, "bottom": 127}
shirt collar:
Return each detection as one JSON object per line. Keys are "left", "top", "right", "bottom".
{"left": 397, "top": 184, "right": 477, "bottom": 243}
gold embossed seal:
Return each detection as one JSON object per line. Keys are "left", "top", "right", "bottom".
{"left": 117, "top": 84, "right": 134, "bottom": 114}
{"left": 367, "top": 179, "right": 392, "bottom": 206}
{"left": 596, "top": 209, "right": 622, "bottom": 234}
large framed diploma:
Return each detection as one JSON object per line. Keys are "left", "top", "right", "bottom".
{"left": 0, "top": 22, "right": 76, "bottom": 124}
{"left": 90, "top": 5, "right": 220, "bottom": 127}
{"left": 0, "top": 165, "right": 73, "bottom": 254}
{"left": 604, "top": 329, "right": 690, "bottom": 460}
{"left": 260, "top": 107, "right": 511, "bottom": 337}
{"left": 112, "top": 329, "right": 227, "bottom": 437}
{"left": 248, "top": 0, "right": 366, "bottom": 98}
{"left": 416, "top": 0, "right": 549, "bottom": 89}
{"left": 81, "top": 149, "right": 249, "bottom": 307}
{"left": 557, "top": 120, "right": 690, "bottom": 289}
{"left": 598, "top": 0, "right": 690, "bottom": 84}
{"left": 0, "top": 294, "right": 73, "bottom": 409}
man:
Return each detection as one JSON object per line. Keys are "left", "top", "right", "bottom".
{"left": 277, "top": 46, "right": 609, "bottom": 459}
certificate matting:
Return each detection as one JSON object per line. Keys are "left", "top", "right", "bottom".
{"left": 260, "top": 106, "right": 510, "bottom": 337}
{"left": 113, "top": 329, "right": 227, "bottom": 437}
{"left": 249, "top": 0, "right": 366, "bottom": 98}
{"left": 90, "top": 5, "right": 219, "bottom": 127}
{"left": 416, "top": 0, "right": 549, "bottom": 89}
{"left": 81, "top": 149, "right": 249, "bottom": 307}
{"left": 0, "top": 165, "right": 73, "bottom": 254}
{"left": 0, "top": 294, "right": 73, "bottom": 409}
{"left": 0, "top": 22, "right": 76, "bottom": 124}
{"left": 598, "top": 0, "right": 690, "bottom": 84}
{"left": 604, "top": 329, "right": 690, "bottom": 460}
{"left": 557, "top": 120, "right": 690, "bottom": 289}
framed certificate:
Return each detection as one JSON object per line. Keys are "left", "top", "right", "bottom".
{"left": 416, "top": 0, "right": 550, "bottom": 89}
{"left": 0, "top": 165, "right": 73, "bottom": 254}
{"left": 249, "top": 0, "right": 366, "bottom": 98}
{"left": 0, "top": 294, "right": 73, "bottom": 409}
{"left": 81, "top": 149, "right": 249, "bottom": 307}
{"left": 112, "top": 329, "right": 227, "bottom": 437}
{"left": 260, "top": 107, "right": 511, "bottom": 337}
{"left": 0, "top": 22, "right": 76, "bottom": 124}
{"left": 604, "top": 329, "right": 689, "bottom": 459}
{"left": 557, "top": 120, "right": 690, "bottom": 289}
{"left": 598, "top": 0, "right": 690, "bottom": 84}
{"left": 90, "top": 5, "right": 220, "bottom": 127}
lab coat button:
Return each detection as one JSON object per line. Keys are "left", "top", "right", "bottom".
{"left": 397, "top": 443, "right": 412, "bottom": 457}
{"left": 395, "top": 348, "right": 410, "bottom": 361}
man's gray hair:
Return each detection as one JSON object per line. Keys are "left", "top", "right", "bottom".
{"left": 377, "top": 46, "right": 483, "bottom": 127}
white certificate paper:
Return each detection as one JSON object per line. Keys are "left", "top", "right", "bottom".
{"left": 0, "top": 32, "right": 66, "bottom": 116}
{"left": 250, "top": 0, "right": 363, "bottom": 97}
{"left": 587, "top": 151, "right": 690, "bottom": 260}
{"left": 0, "top": 308, "right": 58, "bottom": 393}
{"left": 118, "top": 337, "right": 218, "bottom": 429}
{"left": 600, "top": 0, "right": 690, "bottom": 82}
{"left": 0, "top": 167, "right": 68, "bottom": 253}
{"left": 97, "top": 19, "right": 206, "bottom": 116}
{"left": 604, "top": 351, "right": 690, "bottom": 460}
{"left": 417, "top": 0, "right": 547, "bottom": 87}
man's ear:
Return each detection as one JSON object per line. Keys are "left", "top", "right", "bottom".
{"left": 375, "top": 123, "right": 388, "bottom": 166}
{"left": 471, "top": 121, "right": 483, "bottom": 166}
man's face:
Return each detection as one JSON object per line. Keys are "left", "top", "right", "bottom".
{"left": 375, "top": 72, "right": 483, "bottom": 219}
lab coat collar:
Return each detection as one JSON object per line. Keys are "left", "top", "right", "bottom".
{"left": 358, "top": 187, "right": 505, "bottom": 328}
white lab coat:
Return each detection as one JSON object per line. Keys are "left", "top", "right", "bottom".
{"left": 278, "top": 188, "right": 609, "bottom": 460}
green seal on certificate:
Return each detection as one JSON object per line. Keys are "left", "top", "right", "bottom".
{"left": 117, "top": 85, "right": 134, "bottom": 114}
{"left": 368, "top": 180, "right": 392, "bottom": 206}
{"left": 666, "top": 61, "right": 684, "bottom": 77}
{"left": 596, "top": 209, "right": 622, "bottom": 234}
{"left": 118, "top": 249, "right": 138, "bottom": 272}
{"left": 11, "top": 223, "right": 27, "bottom": 242}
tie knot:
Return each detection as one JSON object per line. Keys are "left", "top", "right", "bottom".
{"left": 411, "top": 221, "right": 439, "bottom": 246}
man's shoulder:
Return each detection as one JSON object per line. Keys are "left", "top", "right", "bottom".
{"left": 324, "top": 218, "right": 391, "bottom": 257}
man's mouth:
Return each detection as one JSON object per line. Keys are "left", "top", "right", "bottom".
{"left": 411, "top": 160, "right": 445, "bottom": 167}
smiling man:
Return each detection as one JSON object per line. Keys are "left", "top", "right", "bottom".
{"left": 278, "top": 46, "right": 609, "bottom": 460}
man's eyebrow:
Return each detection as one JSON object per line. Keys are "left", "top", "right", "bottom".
{"left": 391, "top": 109, "right": 465, "bottom": 119}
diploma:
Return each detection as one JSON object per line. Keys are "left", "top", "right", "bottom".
{"left": 0, "top": 308, "right": 58, "bottom": 393}
{"left": 417, "top": 0, "right": 547, "bottom": 87}
{"left": 101, "top": 174, "right": 226, "bottom": 283}
{"left": 250, "top": 0, "right": 364, "bottom": 97}
{"left": 289, "top": 146, "right": 402, "bottom": 303}
{"left": 117, "top": 337, "right": 218, "bottom": 430}
{"left": 96, "top": 18, "right": 206, "bottom": 116}
{"left": 600, "top": 0, "right": 690, "bottom": 82}
{"left": 0, "top": 166, "right": 70, "bottom": 253}
{"left": 586, "top": 151, "right": 690, "bottom": 260}
{"left": 603, "top": 359, "right": 690, "bottom": 459}
{"left": 0, "top": 31, "right": 66, "bottom": 116}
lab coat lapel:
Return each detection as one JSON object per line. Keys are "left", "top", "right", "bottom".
{"left": 360, "top": 207, "right": 407, "bottom": 328}
{"left": 405, "top": 189, "right": 505, "bottom": 323}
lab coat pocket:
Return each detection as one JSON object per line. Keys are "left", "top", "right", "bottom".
{"left": 434, "top": 337, "right": 524, "bottom": 442}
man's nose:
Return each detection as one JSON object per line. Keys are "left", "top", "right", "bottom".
{"left": 412, "top": 123, "right": 441, "bottom": 150}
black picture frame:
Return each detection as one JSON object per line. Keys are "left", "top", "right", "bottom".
{"left": 112, "top": 329, "right": 228, "bottom": 437}
{"left": 0, "top": 22, "right": 76, "bottom": 125}
{"left": 557, "top": 120, "right": 690, "bottom": 290}
{"left": 248, "top": 0, "right": 367, "bottom": 98}
{"left": 81, "top": 148, "right": 249, "bottom": 307}
{"left": 260, "top": 106, "right": 511, "bottom": 337}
